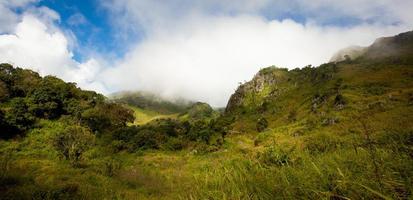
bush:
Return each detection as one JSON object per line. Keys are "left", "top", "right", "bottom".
{"left": 53, "top": 125, "right": 95, "bottom": 166}
{"left": 4, "top": 98, "right": 36, "bottom": 134}
{"left": 81, "top": 103, "right": 134, "bottom": 134}
{"left": 30, "top": 76, "right": 72, "bottom": 119}
{"left": 162, "top": 137, "right": 185, "bottom": 151}
{"left": 256, "top": 117, "right": 268, "bottom": 132}
{"left": 259, "top": 146, "right": 290, "bottom": 166}
{"left": 334, "top": 94, "right": 346, "bottom": 109}
{"left": 187, "top": 120, "right": 212, "bottom": 142}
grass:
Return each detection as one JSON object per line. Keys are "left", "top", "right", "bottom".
{"left": 126, "top": 105, "right": 178, "bottom": 125}
{"left": 1, "top": 113, "right": 412, "bottom": 199}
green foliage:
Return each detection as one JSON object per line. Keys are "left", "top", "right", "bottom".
{"left": 256, "top": 117, "right": 268, "bottom": 132}
{"left": 53, "top": 125, "right": 95, "bottom": 166}
{"left": 112, "top": 125, "right": 167, "bottom": 151}
{"left": 183, "top": 102, "right": 216, "bottom": 121}
{"left": 259, "top": 145, "right": 290, "bottom": 166}
{"left": 187, "top": 120, "right": 210, "bottom": 142}
{"left": 0, "top": 63, "right": 117, "bottom": 139}
{"left": 81, "top": 103, "right": 134, "bottom": 134}
{"left": 111, "top": 91, "right": 191, "bottom": 114}
{"left": 162, "top": 137, "right": 185, "bottom": 151}
{"left": 0, "top": 80, "right": 9, "bottom": 102}
{"left": 30, "top": 76, "right": 73, "bottom": 119}
{"left": 4, "top": 98, "right": 36, "bottom": 135}
{"left": 0, "top": 63, "right": 41, "bottom": 98}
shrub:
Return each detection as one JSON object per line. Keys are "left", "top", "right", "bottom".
{"left": 53, "top": 125, "right": 95, "bottom": 166}
{"left": 81, "top": 103, "right": 134, "bottom": 134}
{"left": 0, "top": 80, "right": 9, "bottom": 102}
{"left": 0, "top": 110, "right": 19, "bottom": 139}
{"left": 4, "top": 98, "right": 36, "bottom": 134}
{"left": 256, "top": 117, "right": 268, "bottom": 132}
{"left": 162, "top": 137, "right": 185, "bottom": 151}
{"left": 259, "top": 146, "right": 290, "bottom": 166}
{"left": 187, "top": 120, "right": 212, "bottom": 142}
{"left": 334, "top": 94, "right": 346, "bottom": 109}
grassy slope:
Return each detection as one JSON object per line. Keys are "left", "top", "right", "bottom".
{"left": 126, "top": 105, "right": 178, "bottom": 125}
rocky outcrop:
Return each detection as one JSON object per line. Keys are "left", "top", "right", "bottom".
{"left": 225, "top": 67, "right": 281, "bottom": 113}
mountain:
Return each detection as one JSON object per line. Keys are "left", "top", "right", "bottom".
{"left": 178, "top": 102, "right": 220, "bottom": 122}
{"left": 110, "top": 91, "right": 220, "bottom": 124}
{"left": 329, "top": 45, "right": 366, "bottom": 62}
{"left": 110, "top": 91, "right": 192, "bottom": 114}
{"left": 363, "top": 31, "right": 413, "bottom": 62}
{"left": 214, "top": 32, "right": 413, "bottom": 198}
{"left": 330, "top": 31, "right": 413, "bottom": 63}
{"left": 224, "top": 31, "right": 413, "bottom": 136}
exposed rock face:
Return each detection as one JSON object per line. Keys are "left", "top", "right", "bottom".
{"left": 225, "top": 67, "right": 280, "bottom": 113}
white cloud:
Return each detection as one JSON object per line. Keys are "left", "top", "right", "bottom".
{"left": 0, "top": 0, "right": 41, "bottom": 33}
{"left": 0, "top": 14, "right": 106, "bottom": 94}
{"left": 283, "top": 0, "right": 413, "bottom": 25}
{"left": 103, "top": 17, "right": 408, "bottom": 106}
{"left": 0, "top": 15, "right": 74, "bottom": 75}
{"left": 102, "top": 0, "right": 412, "bottom": 106}
{"left": 67, "top": 13, "right": 88, "bottom": 26}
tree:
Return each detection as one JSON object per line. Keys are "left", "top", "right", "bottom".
{"left": 11, "top": 68, "right": 41, "bottom": 97}
{"left": 5, "top": 98, "right": 35, "bottom": 133}
{"left": 53, "top": 125, "right": 95, "bottom": 166}
{"left": 0, "top": 109, "right": 18, "bottom": 139}
{"left": 30, "top": 76, "right": 72, "bottom": 119}
{"left": 81, "top": 103, "right": 134, "bottom": 134}
{"left": 0, "top": 80, "right": 9, "bottom": 102}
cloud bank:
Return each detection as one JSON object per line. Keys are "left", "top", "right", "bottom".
{"left": 102, "top": 0, "right": 412, "bottom": 106}
{"left": 0, "top": 0, "right": 412, "bottom": 106}
{"left": 0, "top": 1, "right": 107, "bottom": 93}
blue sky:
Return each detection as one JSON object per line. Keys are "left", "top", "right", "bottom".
{"left": 38, "top": 0, "right": 125, "bottom": 60}
{"left": 0, "top": 0, "right": 412, "bottom": 106}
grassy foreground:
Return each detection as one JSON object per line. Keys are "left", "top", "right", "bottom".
{"left": 1, "top": 107, "right": 412, "bottom": 200}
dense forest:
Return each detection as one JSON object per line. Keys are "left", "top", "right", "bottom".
{"left": 0, "top": 31, "right": 413, "bottom": 199}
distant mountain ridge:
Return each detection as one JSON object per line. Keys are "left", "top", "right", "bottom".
{"left": 330, "top": 30, "right": 413, "bottom": 63}
{"left": 110, "top": 91, "right": 193, "bottom": 114}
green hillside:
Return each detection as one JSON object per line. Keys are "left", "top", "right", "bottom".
{"left": 125, "top": 105, "right": 178, "bottom": 125}
{"left": 0, "top": 31, "right": 412, "bottom": 199}
{"left": 110, "top": 91, "right": 191, "bottom": 114}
